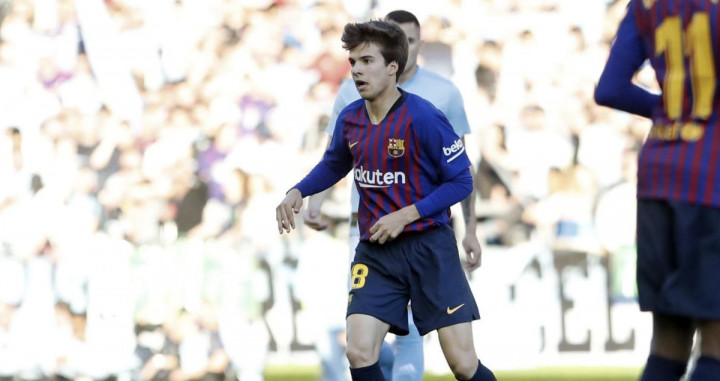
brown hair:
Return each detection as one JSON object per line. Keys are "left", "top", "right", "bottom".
{"left": 341, "top": 20, "right": 408, "bottom": 82}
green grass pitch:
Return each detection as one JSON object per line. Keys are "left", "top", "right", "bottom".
{"left": 264, "top": 365, "right": 642, "bottom": 380}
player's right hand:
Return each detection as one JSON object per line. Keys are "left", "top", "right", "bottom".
{"left": 276, "top": 189, "right": 303, "bottom": 234}
{"left": 304, "top": 208, "right": 330, "bottom": 231}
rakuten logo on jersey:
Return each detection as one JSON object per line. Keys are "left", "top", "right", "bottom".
{"left": 443, "top": 139, "right": 465, "bottom": 162}
{"left": 354, "top": 166, "right": 406, "bottom": 188}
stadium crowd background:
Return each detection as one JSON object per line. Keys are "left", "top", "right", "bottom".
{"left": 0, "top": 0, "right": 657, "bottom": 380}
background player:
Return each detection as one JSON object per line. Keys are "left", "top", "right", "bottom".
{"left": 595, "top": 1, "right": 720, "bottom": 380}
{"left": 304, "top": 10, "right": 482, "bottom": 380}
{"left": 276, "top": 19, "right": 495, "bottom": 381}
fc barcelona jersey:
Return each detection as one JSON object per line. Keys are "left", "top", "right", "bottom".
{"left": 629, "top": 0, "right": 720, "bottom": 205}
{"left": 321, "top": 89, "right": 471, "bottom": 240}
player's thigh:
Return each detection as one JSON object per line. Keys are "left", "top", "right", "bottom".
{"left": 650, "top": 312, "right": 694, "bottom": 360}
{"left": 437, "top": 322, "right": 478, "bottom": 370}
{"left": 408, "top": 226, "right": 480, "bottom": 335}
{"left": 346, "top": 313, "right": 391, "bottom": 358}
{"left": 699, "top": 320, "right": 720, "bottom": 358}
{"left": 348, "top": 241, "right": 412, "bottom": 335}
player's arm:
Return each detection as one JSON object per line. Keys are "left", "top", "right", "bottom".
{"left": 277, "top": 129, "right": 353, "bottom": 234}
{"left": 459, "top": 137, "right": 482, "bottom": 270}
{"left": 413, "top": 169, "right": 473, "bottom": 218}
{"left": 304, "top": 138, "right": 333, "bottom": 231}
{"left": 442, "top": 89, "right": 483, "bottom": 270}
{"left": 594, "top": 1, "right": 660, "bottom": 118}
{"left": 304, "top": 79, "right": 357, "bottom": 231}
{"left": 459, "top": 152, "right": 477, "bottom": 229}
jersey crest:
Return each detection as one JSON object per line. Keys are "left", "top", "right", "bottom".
{"left": 388, "top": 138, "right": 405, "bottom": 158}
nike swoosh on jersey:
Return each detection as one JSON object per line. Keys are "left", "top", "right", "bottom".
{"left": 446, "top": 303, "right": 465, "bottom": 314}
{"left": 349, "top": 141, "right": 359, "bottom": 148}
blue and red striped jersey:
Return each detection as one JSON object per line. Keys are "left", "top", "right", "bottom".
{"left": 296, "top": 89, "right": 472, "bottom": 240}
{"left": 616, "top": 0, "right": 720, "bottom": 206}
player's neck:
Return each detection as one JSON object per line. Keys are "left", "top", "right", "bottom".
{"left": 366, "top": 86, "right": 401, "bottom": 124}
{"left": 398, "top": 64, "right": 418, "bottom": 85}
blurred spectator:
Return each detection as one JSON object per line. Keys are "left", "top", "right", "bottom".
{"left": 0, "top": 0, "right": 10, "bottom": 28}
{"left": 293, "top": 226, "right": 350, "bottom": 381}
{"left": 0, "top": 127, "right": 32, "bottom": 210}
{"left": 475, "top": 123, "right": 527, "bottom": 246}
{"left": 523, "top": 165, "right": 602, "bottom": 255}
{"left": 418, "top": 15, "right": 454, "bottom": 79}
{"left": 136, "top": 315, "right": 180, "bottom": 381}
{"left": 167, "top": 310, "right": 210, "bottom": 381}
{"left": 594, "top": 148, "right": 640, "bottom": 302}
{"left": 195, "top": 302, "right": 230, "bottom": 381}
{"left": 0, "top": 301, "right": 21, "bottom": 381}
{"left": 474, "top": 40, "right": 501, "bottom": 104}
{"left": 13, "top": 240, "right": 58, "bottom": 381}
{"left": 52, "top": 302, "right": 91, "bottom": 381}
{"left": 506, "top": 104, "right": 575, "bottom": 204}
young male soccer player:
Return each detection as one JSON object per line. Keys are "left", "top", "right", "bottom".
{"left": 595, "top": 1, "right": 720, "bottom": 380}
{"left": 276, "top": 20, "right": 495, "bottom": 381}
{"left": 303, "top": 10, "right": 482, "bottom": 381}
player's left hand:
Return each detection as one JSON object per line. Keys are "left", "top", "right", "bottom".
{"left": 462, "top": 233, "right": 483, "bottom": 271}
{"left": 369, "top": 212, "right": 406, "bottom": 244}
{"left": 369, "top": 205, "right": 420, "bottom": 244}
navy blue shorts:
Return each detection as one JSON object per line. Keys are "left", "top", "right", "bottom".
{"left": 346, "top": 224, "right": 480, "bottom": 336}
{"left": 637, "top": 199, "right": 720, "bottom": 319}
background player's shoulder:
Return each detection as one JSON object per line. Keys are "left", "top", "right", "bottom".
{"left": 339, "top": 77, "right": 356, "bottom": 91}
{"left": 337, "top": 78, "right": 361, "bottom": 101}
{"left": 345, "top": 97, "right": 365, "bottom": 110}
{"left": 416, "top": 67, "right": 460, "bottom": 92}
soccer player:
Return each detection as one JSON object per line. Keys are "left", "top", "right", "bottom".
{"left": 304, "top": 10, "right": 482, "bottom": 381}
{"left": 595, "top": 1, "right": 720, "bottom": 380}
{"left": 276, "top": 19, "right": 495, "bottom": 381}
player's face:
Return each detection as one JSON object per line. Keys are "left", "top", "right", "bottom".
{"left": 397, "top": 22, "right": 421, "bottom": 73}
{"left": 349, "top": 42, "right": 398, "bottom": 101}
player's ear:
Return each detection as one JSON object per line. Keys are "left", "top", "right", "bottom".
{"left": 388, "top": 60, "right": 398, "bottom": 77}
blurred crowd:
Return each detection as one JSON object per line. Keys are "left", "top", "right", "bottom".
{"left": 0, "top": 0, "right": 656, "bottom": 380}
